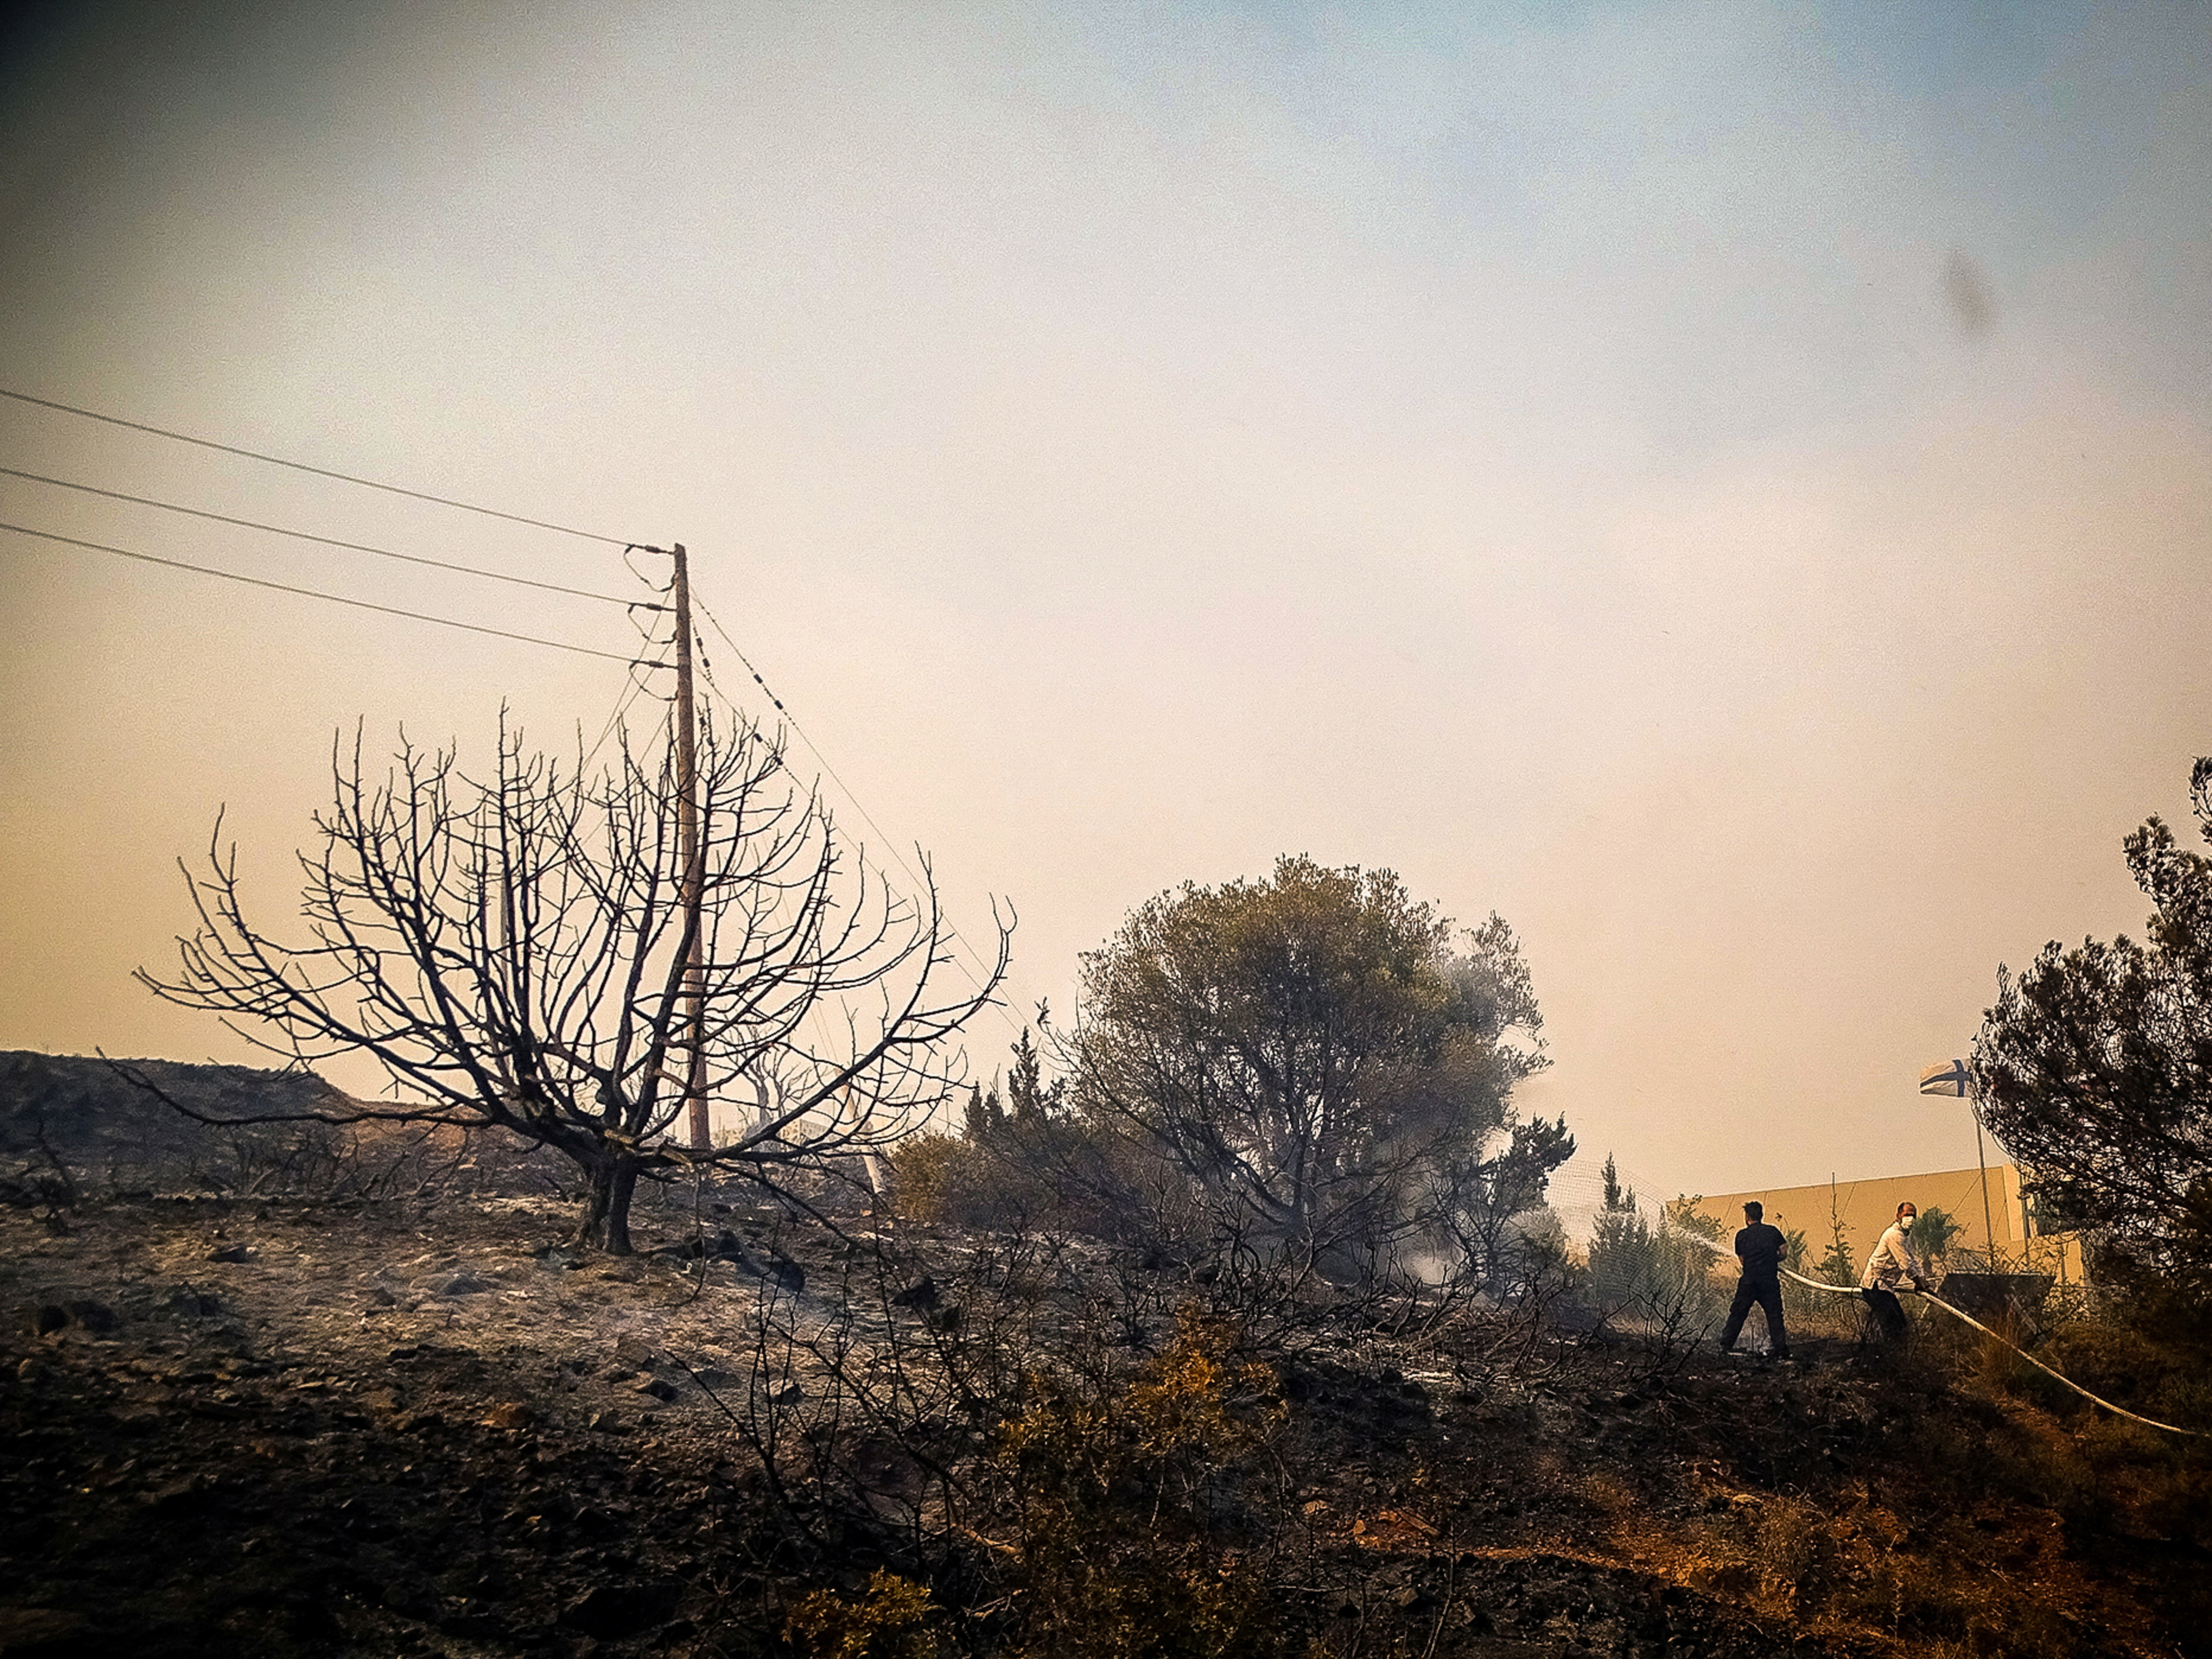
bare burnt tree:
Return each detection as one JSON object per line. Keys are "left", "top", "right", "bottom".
{"left": 135, "top": 708, "right": 1008, "bottom": 1251}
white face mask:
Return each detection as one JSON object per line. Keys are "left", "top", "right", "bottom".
{"left": 1898, "top": 1215, "right": 1915, "bottom": 1231}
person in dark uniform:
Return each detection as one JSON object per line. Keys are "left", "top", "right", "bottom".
{"left": 1719, "top": 1200, "right": 1791, "bottom": 1360}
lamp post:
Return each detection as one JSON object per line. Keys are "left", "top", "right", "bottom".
{"left": 1920, "top": 1058, "right": 2002, "bottom": 1265}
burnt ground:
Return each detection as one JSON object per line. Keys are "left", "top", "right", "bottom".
{"left": 1, "top": 1193, "right": 2207, "bottom": 1659}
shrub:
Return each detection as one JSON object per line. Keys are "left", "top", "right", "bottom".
{"left": 978, "top": 1305, "right": 1285, "bottom": 1659}
{"left": 1581, "top": 1164, "right": 1727, "bottom": 1344}
{"left": 885, "top": 1130, "right": 993, "bottom": 1225}
{"left": 787, "top": 1570, "right": 942, "bottom": 1659}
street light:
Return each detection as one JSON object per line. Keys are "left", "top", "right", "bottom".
{"left": 1920, "top": 1058, "right": 2001, "bottom": 1264}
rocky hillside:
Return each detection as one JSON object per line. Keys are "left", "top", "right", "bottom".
{"left": 2, "top": 1179, "right": 2206, "bottom": 1659}
{"left": 0, "top": 1051, "right": 358, "bottom": 1196}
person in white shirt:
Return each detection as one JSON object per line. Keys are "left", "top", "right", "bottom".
{"left": 1859, "top": 1201, "right": 1931, "bottom": 1342}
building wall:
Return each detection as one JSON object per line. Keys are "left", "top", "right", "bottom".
{"left": 1686, "top": 1163, "right": 2084, "bottom": 1283}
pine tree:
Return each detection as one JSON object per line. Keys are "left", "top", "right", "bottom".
{"left": 1589, "top": 1152, "right": 1655, "bottom": 1304}
{"left": 1818, "top": 1191, "right": 1857, "bottom": 1287}
{"left": 1601, "top": 1152, "right": 1632, "bottom": 1215}
{"left": 963, "top": 1081, "right": 1005, "bottom": 1140}
{"left": 1008, "top": 1027, "right": 1058, "bottom": 1123}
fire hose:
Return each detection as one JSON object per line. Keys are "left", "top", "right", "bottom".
{"left": 1683, "top": 1232, "right": 2208, "bottom": 1439}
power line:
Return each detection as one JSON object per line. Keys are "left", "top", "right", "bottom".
{"left": 0, "top": 465, "right": 660, "bottom": 607}
{"left": 0, "top": 385, "right": 1022, "bottom": 1046}
{"left": 687, "top": 592, "right": 1025, "bottom": 1042}
{"left": 0, "top": 521, "right": 665, "bottom": 667}
{"left": 0, "top": 386, "right": 642, "bottom": 547}
{"left": 582, "top": 608, "right": 677, "bottom": 771}
{"left": 581, "top": 668, "right": 665, "bottom": 772}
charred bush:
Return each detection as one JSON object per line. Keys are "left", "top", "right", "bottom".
{"left": 718, "top": 1224, "right": 1293, "bottom": 1658}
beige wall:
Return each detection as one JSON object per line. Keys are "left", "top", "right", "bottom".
{"left": 1686, "top": 1163, "right": 2084, "bottom": 1283}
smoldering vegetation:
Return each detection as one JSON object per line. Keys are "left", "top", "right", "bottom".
{"left": 3, "top": 1054, "right": 2209, "bottom": 1659}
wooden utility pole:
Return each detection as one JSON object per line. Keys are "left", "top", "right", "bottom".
{"left": 671, "top": 544, "right": 711, "bottom": 1152}
{"left": 1973, "top": 1106, "right": 1999, "bottom": 1266}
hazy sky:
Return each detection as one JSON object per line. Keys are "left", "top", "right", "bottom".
{"left": 3, "top": 1, "right": 2207, "bottom": 1208}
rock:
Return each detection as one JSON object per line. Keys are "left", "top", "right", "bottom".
{"left": 633, "top": 1377, "right": 680, "bottom": 1404}
{"left": 143, "top": 1475, "right": 209, "bottom": 1512}
{"left": 847, "top": 1433, "right": 928, "bottom": 1501}
{"left": 158, "top": 1283, "right": 222, "bottom": 1318}
{"left": 1687, "top": 1560, "right": 1757, "bottom": 1598}
{"left": 206, "top": 1243, "right": 256, "bottom": 1263}
{"left": 438, "top": 1606, "right": 509, "bottom": 1639}
{"left": 61, "top": 1299, "right": 117, "bottom": 1333}
{"left": 0, "top": 1605, "right": 90, "bottom": 1650}
{"left": 481, "top": 1401, "right": 534, "bottom": 1430}
{"left": 437, "top": 1271, "right": 490, "bottom": 1296}
{"left": 381, "top": 1579, "right": 437, "bottom": 1620}
{"left": 560, "top": 1580, "right": 683, "bottom": 1639}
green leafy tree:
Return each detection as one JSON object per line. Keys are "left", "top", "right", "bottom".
{"left": 1427, "top": 1111, "right": 1576, "bottom": 1288}
{"left": 900, "top": 1027, "right": 1083, "bottom": 1230}
{"left": 1663, "top": 1194, "right": 1726, "bottom": 1244}
{"left": 1583, "top": 1166, "right": 1726, "bottom": 1327}
{"left": 1600, "top": 1150, "right": 1629, "bottom": 1213}
{"left": 1006, "top": 1023, "right": 1062, "bottom": 1123}
{"left": 1975, "top": 757, "right": 2212, "bottom": 1269}
{"left": 962, "top": 1080, "right": 1005, "bottom": 1140}
{"left": 1067, "top": 856, "right": 1550, "bottom": 1252}
{"left": 1912, "top": 1204, "right": 1963, "bottom": 1264}
{"left": 1781, "top": 1226, "right": 1809, "bottom": 1274}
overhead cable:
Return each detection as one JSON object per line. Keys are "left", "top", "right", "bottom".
{"left": 0, "top": 465, "right": 659, "bottom": 606}
{"left": 0, "top": 386, "right": 641, "bottom": 547}
{"left": 0, "top": 521, "right": 663, "bottom": 667}
{"left": 581, "top": 668, "right": 665, "bottom": 772}
{"left": 580, "top": 605, "right": 679, "bottom": 771}
{"left": 688, "top": 592, "right": 1023, "bottom": 1041}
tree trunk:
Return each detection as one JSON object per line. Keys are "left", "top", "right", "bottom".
{"left": 575, "top": 1154, "right": 642, "bottom": 1255}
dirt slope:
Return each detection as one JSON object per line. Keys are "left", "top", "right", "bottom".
{"left": 1, "top": 1194, "right": 2204, "bottom": 1658}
